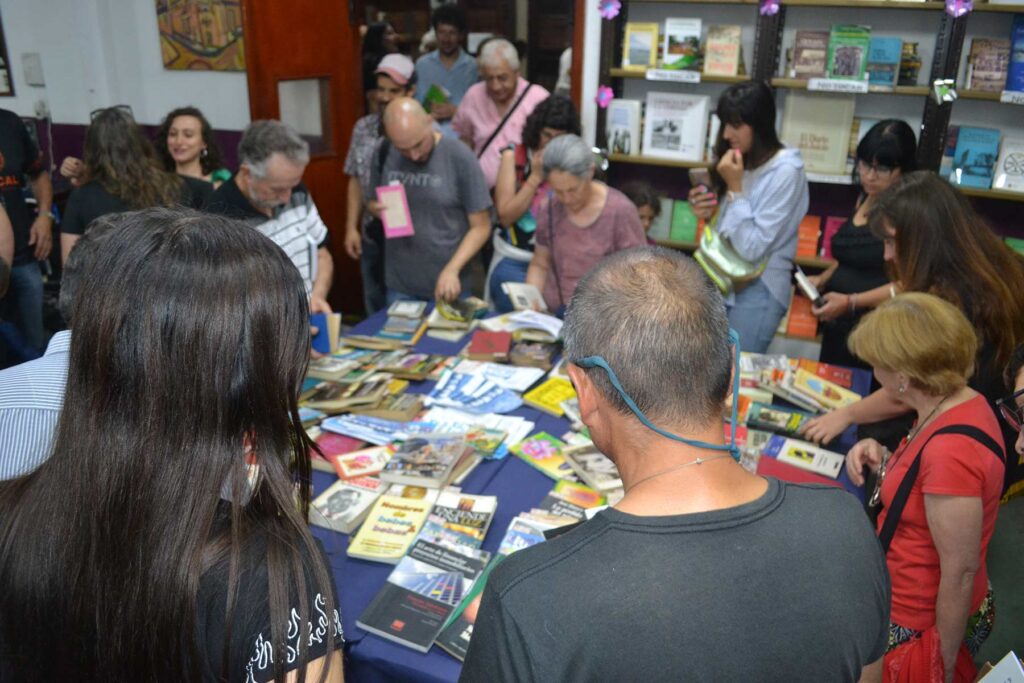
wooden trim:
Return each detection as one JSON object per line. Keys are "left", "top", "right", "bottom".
{"left": 571, "top": 0, "right": 585, "bottom": 109}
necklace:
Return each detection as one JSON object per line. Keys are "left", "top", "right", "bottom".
{"left": 625, "top": 452, "right": 733, "bottom": 494}
{"left": 869, "top": 393, "right": 951, "bottom": 507}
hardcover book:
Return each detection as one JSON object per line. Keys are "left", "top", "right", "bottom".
{"left": 647, "top": 197, "right": 674, "bottom": 241}
{"left": 866, "top": 37, "right": 902, "bottom": 87}
{"left": 623, "top": 22, "right": 660, "bottom": 71}
{"left": 704, "top": 25, "right": 742, "bottom": 77}
{"left": 662, "top": 18, "right": 702, "bottom": 70}
{"left": 965, "top": 38, "right": 1009, "bottom": 93}
{"left": 796, "top": 215, "right": 822, "bottom": 258}
{"left": 762, "top": 435, "right": 845, "bottom": 479}
{"left": 670, "top": 199, "right": 700, "bottom": 243}
{"left": 746, "top": 401, "right": 813, "bottom": 437}
{"left": 785, "top": 293, "right": 819, "bottom": 340}
{"left": 310, "top": 476, "right": 386, "bottom": 535}
{"left": 606, "top": 98, "right": 642, "bottom": 156}
{"left": 952, "top": 126, "right": 1001, "bottom": 189}
{"left": 780, "top": 91, "right": 855, "bottom": 175}
{"left": 1007, "top": 15, "right": 1024, "bottom": 92}
{"left": 356, "top": 539, "right": 490, "bottom": 652}
{"left": 993, "top": 137, "right": 1024, "bottom": 192}
{"left": 791, "top": 30, "right": 830, "bottom": 79}
{"left": 509, "top": 341, "right": 558, "bottom": 370}
{"left": 562, "top": 443, "right": 623, "bottom": 493}
{"left": 827, "top": 25, "right": 871, "bottom": 81}
{"left": 466, "top": 330, "right": 512, "bottom": 363}
{"left": 310, "top": 312, "right": 342, "bottom": 355}
{"left": 416, "top": 490, "right": 498, "bottom": 549}
{"left": 380, "top": 434, "right": 476, "bottom": 488}
{"left": 347, "top": 488, "right": 439, "bottom": 563}
{"left": 522, "top": 377, "right": 577, "bottom": 417}
{"left": 330, "top": 445, "right": 394, "bottom": 479}
{"left": 641, "top": 92, "right": 711, "bottom": 162}
{"left": 511, "top": 431, "right": 572, "bottom": 480}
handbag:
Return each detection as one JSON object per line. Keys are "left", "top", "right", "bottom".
{"left": 693, "top": 209, "right": 767, "bottom": 296}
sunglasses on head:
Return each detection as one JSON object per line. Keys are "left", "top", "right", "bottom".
{"left": 90, "top": 104, "right": 134, "bottom": 121}
{"left": 997, "top": 387, "right": 1024, "bottom": 432}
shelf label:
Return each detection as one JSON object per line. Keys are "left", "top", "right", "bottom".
{"left": 806, "top": 172, "right": 854, "bottom": 186}
{"left": 646, "top": 69, "right": 701, "bottom": 84}
{"left": 807, "top": 78, "right": 869, "bottom": 94}
{"left": 1000, "top": 90, "right": 1024, "bottom": 105}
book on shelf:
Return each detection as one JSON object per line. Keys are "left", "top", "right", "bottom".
{"left": 952, "top": 127, "right": 1001, "bottom": 189}
{"left": 827, "top": 25, "right": 871, "bottom": 82}
{"left": 509, "top": 340, "right": 559, "bottom": 371}
{"left": 466, "top": 330, "right": 512, "bottom": 363}
{"left": 1007, "top": 16, "right": 1024, "bottom": 92}
{"left": 780, "top": 91, "right": 855, "bottom": 175}
{"left": 347, "top": 486, "right": 439, "bottom": 563}
{"left": 500, "top": 281, "right": 548, "bottom": 312}
{"left": 965, "top": 38, "right": 1009, "bottom": 93}
{"left": 380, "top": 433, "right": 477, "bottom": 488}
{"left": 511, "top": 431, "right": 573, "bottom": 480}
{"left": 939, "top": 125, "right": 959, "bottom": 182}
{"left": 641, "top": 92, "right": 711, "bottom": 163}
{"left": 994, "top": 138, "right": 1024, "bottom": 192}
{"left": 522, "top": 376, "right": 577, "bottom": 417}
{"left": 866, "top": 37, "right": 902, "bottom": 88}
{"left": 670, "top": 197, "right": 700, "bottom": 243}
{"left": 820, "top": 216, "right": 845, "bottom": 259}
{"left": 847, "top": 118, "right": 879, "bottom": 173}
{"left": 563, "top": 443, "right": 623, "bottom": 493}
{"left": 785, "top": 293, "right": 819, "bottom": 340}
{"left": 662, "top": 18, "right": 701, "bottom": 71}
{"left": 330, "top": 444, "right": 394, "bottom": 479}
{"left": 707, "top": 113, "right": 721, "bottom": 164}
{"left": 796, "top": 215, "right": 822, "bottom": 258}
{"left": 356, "top": 538, "right": 490, "bottom": 652}
{"left": 746, "top": 401, "right": 813, "bottom": 438}
{"left": 606, "top": 98, "right": 641, "bottom": 156}
{"left": 623, "top": 22, "right": 659, "bottom": 71}
{"left": 704, "top": 25, "right": 742, "bottom": 77}
{"left": 762, "top": 435, "right": 845, "bottom": 479}
{"left": 791, "top": 30, "right": 830, "bottom": 80}
{"left": 646, "top": 197, "right": 674, "bottom": 241}
{"left": 417, "top": 490, "right": 497, "bottom": 549}
{"left": 310, "top": 476, "right": 386, "bottom": 535}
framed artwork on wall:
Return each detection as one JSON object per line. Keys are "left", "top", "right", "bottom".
{"left": 156, "top": 0, "right": 246, "bottom": 71}
{"left": 0, "top": 10, "right": 15, "bottom": 96}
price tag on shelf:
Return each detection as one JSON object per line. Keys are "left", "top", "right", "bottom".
{"left": 646, "top": 69, "right": 701, "bottom": 84}
{"left": 806, "top": 172, "right": 854, "bottom": 186}
{"left": 1000, "top": 90, "right": 1024, "bottom": 106}
{"left": 807, "top": 78, "right": 869, "bottom": 94}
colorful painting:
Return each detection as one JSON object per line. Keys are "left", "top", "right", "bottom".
{"left": 156, "top": 0, "right": 245, "bottom": 71}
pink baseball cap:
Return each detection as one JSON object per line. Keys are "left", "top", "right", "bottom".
{"left": 375, "top": 54, "right": 414, "bottom": 86}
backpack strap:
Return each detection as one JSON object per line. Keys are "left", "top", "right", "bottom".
{"left": 477, "top": 83, "right": 534, "bottom": 160}
{"left": 878, "top": 424, "right": 1004, "bottom": 554}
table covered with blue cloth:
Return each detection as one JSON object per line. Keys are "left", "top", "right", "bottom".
{"left": 311, "top": 311, "right": 872, "bottom": 682}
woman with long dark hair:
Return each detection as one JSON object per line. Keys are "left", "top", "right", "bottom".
{"left": 362, "top": 22, "right": 399, "bottom": 113}
{"left": 0, "top": 208, "right": 343, "bottom": 681}
{"left": 59, "top": 106, "right": 209, "bottom": 262}
{"left": 154, "top": 105, "right": 230, "bottom": 186}
{"left": 688, "top": 81, "right": 810, "bottom": 353}
{"left": 810, "top": 120, "right": 917, "bottom": 368}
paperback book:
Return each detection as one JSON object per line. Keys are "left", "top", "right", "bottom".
{"left": 965, "top": 38, "right": 1009, "bottom": 93}
{"left": 511, "top": 431, "right": 573, "bottom": 480}
{"left": 330, "top": 445, "right": 394, "bottom": 479}
{"left": 522, "top": 377, "right": 577, "bottom": 417}
{"left": 500, "top": 281, "right": 548, "bottom": 312}
{"left": 622, "top": 22, "right": 659, "bottom": 70}
{"left": 994, "top": 138, "right": 1024, "bottom": 192}
{"left": 380, "top": 434, "right": 477, "bottom": 488}
{"left": 662, "top": 18, "right": 701, "bottom": 70}
{"left": 434, "top": 555, "right": 506, "bottom": 661}
{"left": 762, "top": 435, "right": 845, "bottom": 478}
{"left": 952, "top": 127, "right": 1001, "bottom": 189}
{"left": 417, "top": 490, "right": 498, "bottom": 549}
{"left": 310, "top": 476, "right": 386, "bottom": 535}
{"left": 704, "top": 25, "right": 742, "bottom": 77}
{"left": 347, "top": 487, "right": 439, "bottom": 563}
{"left": 746, "top": 401, "right": 813, "bottom": 437}
{"left": 780, "top": 91, "right": 855, "bottom": 174}
{"left": 606, "top": 98, "right": 641, "bottom": 156}
{"left": 866, "top": 37, "right": 902, "bottom": 87}
{"left": 562, "top": 443, "right": 622, "bottom": 493}
{"left": 827, "top": 25, "right": 871, "bottom": 81}
{"left": 790, "top": 367, "right": 861, "bottom": 410}
{"left": 791, "top": 30, "right": 830, "bottom": 79}
{"left": 466, "top": 330, "right": 512, "bottom": 363}
{"left": 1007, "top": 15, "right": 1024, "bottom": 92}
{"left": 509, "top": 341, "right": 558, "bottom": 371}
{"left": 348, "top": 393, "right": 424, "bottom": 423}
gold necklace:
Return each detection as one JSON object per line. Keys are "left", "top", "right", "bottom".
{"left": 625, "top": 453, "right": 733, "bottom": 494}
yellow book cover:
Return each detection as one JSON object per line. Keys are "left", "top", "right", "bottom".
{"left": 623, "top": 22, "right": 660, "bottom": 71}
{"left": 790, "top": 367, "right": 861, "bottom": 411}
{"left": 523, "top": 377, "right": 577, "bottom": 417}
{"left": 346, "top": 493, "right": 435, "bottom": 563}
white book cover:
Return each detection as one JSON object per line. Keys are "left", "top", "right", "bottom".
{"left": 766, "top": 436, "right": 845, "bottom": 478}
{"left": 606, "top": 99, "right": 641, "bottom": 156}
{"left": 451, "top": 359, "right": 546, "bottom": 393}
{"left": 780, "top": 91, "right": 855, "bottom": 174}
{"left": 500, "top": 281, "right": 548, "bottom": 312}
{"left": 662, "top": 18, "right": 702, "bottom": 70}
{"left": 993, "top": 138, "right": 1024, "bottom": 192}
{"left": 642, "top": 92, "right": 711, "bottom": 162}
{"left": 311, "top": 477, "right": 386, "bottom": 535}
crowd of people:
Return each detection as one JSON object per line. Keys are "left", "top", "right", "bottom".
{"left": 1, "top": 4, "right": 1023, "bottom": 680}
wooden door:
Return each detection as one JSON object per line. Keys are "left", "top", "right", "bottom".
{"left": 241, "top": 0, "right": 363, "bottom": 314}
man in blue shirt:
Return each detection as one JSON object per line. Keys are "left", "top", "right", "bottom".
{"left": 414, "top": 5, "right": 478, "bottom": 138}
{"left": 0, "top": 216, "right": 112, "bottom": 479}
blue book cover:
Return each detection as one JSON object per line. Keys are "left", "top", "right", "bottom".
{"left": 310, "top": 313, "right": 332, "bottom": 354}
{"left": 867, "top": 37, "right": 902, "bottom": 86}
{"left": 1008, "top": 15, "right": 1024, "bottom": 92}
{"left": 952, "top": 127, "right": 1001, "bottom": 189}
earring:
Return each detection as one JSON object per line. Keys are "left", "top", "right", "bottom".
{"left": 201, "top": 147, "right": 209, "bottom": 158}
{"left": 898, "top": 382, "right": 907, "bottom": 394}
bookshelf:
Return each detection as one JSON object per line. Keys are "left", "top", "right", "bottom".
{"left": 771, "top": 77, "right": 931, "bottom": 97}
{"left": 610, "top": 67, "right": 749, "bottom": 84}
{"left": 609, "top": 153, "right": 708, "bottom": 169}
{"left": 958, "top": 187, "right": 1024, "bottom": 202}
{"left": 654, "top": 239, "right": 836, "bottom": 270}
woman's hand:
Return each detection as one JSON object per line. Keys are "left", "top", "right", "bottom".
{"left": 811, "top": 291, "right": 850, "bottom": 322}
{"left": 845, "top": 438, "right": 887, "bottom": 487}
{"left": 801, "top": 408, "right": 852, "bottom": 444}
{"left": 716, "top": 149, "right": 744, "bottom": 193}
{"left": 687, "top": 185, "right": 717, "bottom": 221}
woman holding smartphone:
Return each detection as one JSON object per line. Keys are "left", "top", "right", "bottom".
{"left": 688, "top": 81, "right": 810, "bottom": 353}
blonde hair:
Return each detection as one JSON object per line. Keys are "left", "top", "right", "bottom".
{"left": 848, "top": 292, "right": 977, "bottom": 396}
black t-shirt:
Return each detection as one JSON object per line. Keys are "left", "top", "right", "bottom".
{"left": 62, "top": 176, "right": 213, "bottom": 236}
{"left": 461, "top": 479, "right": 890, "bottom": 683}
{"left": 195, "top": 529, "right": 344, "bottom": 682}
{"left": 0, "top": 109, "right": 45, "bottom": 266}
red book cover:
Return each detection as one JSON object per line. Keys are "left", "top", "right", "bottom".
{"left": 796, "top": 215, "right": 822, "bottom": 258}
{"left": 311, "top": 431, "right": 367, "bottom": 471}
{"left": 467, "top": 330, "right": 512, "bottom": 361}
{"left": 757, "top": 454, "right": 844, "bottom": 488}
{"left": 786, "top": 295, "right": 819, "bottom": 339}
{"left": 797, "top": 359, "right": 854, "bottom": 389}
{"left": 821, "top": 216, "right": 846, "bottom": 259}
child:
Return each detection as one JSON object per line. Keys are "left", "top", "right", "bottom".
{"left": 621, "top": 181, "right": 661, "bottom": 244}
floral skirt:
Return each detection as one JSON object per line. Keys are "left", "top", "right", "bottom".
{"left": 887, "top": 586, "right": 995, "bottom": 656}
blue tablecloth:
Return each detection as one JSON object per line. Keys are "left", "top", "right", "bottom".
{"left": 316, "top": 311, "right": 870, "bottom": 681}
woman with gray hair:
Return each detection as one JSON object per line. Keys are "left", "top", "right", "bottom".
{"left": 525, "top": 134, "right": 646, "bottom": 312}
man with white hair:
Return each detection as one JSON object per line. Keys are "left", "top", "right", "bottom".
{"left": 206, "top": 120, "right": 334, "bottom": 314}
{"left": 452, "top": 38, "right": 549, "bottom": 188}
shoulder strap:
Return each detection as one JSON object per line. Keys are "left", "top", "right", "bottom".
{"left": 376, "top": 138, "right": 391, "bottom": 179}
{"left": 477, "top": 84, "right": 534, "bottom": 160}
{"left": 878, "top": 424, "right": 1004, "bottom": 553}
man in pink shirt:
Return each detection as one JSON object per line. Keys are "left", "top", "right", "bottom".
{"left": 452, "top": 39, "right": 549, "bottom": 188}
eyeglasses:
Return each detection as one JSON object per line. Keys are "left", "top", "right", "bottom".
{"left": 856, "top": 159, "right": 895, "bottom": 178}
{"left": 90, "top": 104, "right": 134, "bottom": 121}
{"left": 996, "top": 387, "right": 1024, "bottom": 432}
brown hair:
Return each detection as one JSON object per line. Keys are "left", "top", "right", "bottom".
{"left": 849, "top": 292, "right": 977, "bottom": 396}
{"left": 869, "top": 170, "right": 1024, "bottom": 371}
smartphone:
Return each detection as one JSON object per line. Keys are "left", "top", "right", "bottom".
{"left": 794, "top": 265, "right": 825, "bottom": 308}
{"left": 688, "top": 168, "right": 711, "bottom": 191}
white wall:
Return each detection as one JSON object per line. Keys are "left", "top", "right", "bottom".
{"left": 0, "top": 0, "right": 250, "bottom": 129}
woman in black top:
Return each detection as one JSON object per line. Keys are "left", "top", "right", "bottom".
{"left": 810, "top": 120, "right": 916, "bottom": 368}
{"left": 59, "top": 106, "right": 209, "bottom": 262}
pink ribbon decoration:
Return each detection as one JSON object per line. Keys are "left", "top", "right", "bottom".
{"left": 945, "top": 0, "right": 972, "bottom": 17}
{"left": 598, "top": 0, "right": 621, "bottom": 20}
{"left": 760, "top": 0, "right": 780, "bottom": 15}
{"left": 596, "top": 85, "right": 614, "bottom": 109}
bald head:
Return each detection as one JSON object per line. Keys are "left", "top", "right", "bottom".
{"left": 383, "top": 98, "right": 437, "bottom": 163}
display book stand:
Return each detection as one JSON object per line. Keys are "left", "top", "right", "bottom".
{"left": 596, "top": 0, "right": 1024, "bottom": 343}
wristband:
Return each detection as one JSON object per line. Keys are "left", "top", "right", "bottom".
{"left": 889, "top": 284, "right": 896, "bottom": 299}
{"left": 848, "top": 293, "right": 858, "bottom": 314}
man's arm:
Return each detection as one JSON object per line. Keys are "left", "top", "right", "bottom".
{"left": 525, "top": 245, "right": 552, "bottom": 295}
{"left": 311, "top": 246, "right": 334, "bottom": 314}
{"left": 344, "top": 176, "right": 363, "bottom": 259}
{"left": 0, "top": 205, "right": 12, "bottom": 297}
{"left": 28, "top": 172, "right": 54, "bottom": 261}
{"left": 434, "top": 209, "right": 491, "bottom": 302}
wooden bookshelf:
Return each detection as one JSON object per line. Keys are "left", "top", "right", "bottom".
{"left": 654, "top": 239, "right": 836, "bottom": 270}
{"left": 608, "top": 153, "right": 709, "bottom": 169}
{"left": 972, "top": 2, "right": 1024, "bottom": 11}
{"left": 773, "top": 0, "right": 944, "bottom": 8}
{"left": 771, "top": 78, "right": 930, "bottom": 97}
{"left": 958, "top": 90, "right": 1005, "bottom": 102}
{"left": 958, "top": 187, "right": 1024, "bottom": 203}
{"left": 610, "top": 68, "right": 749, "bottom": 84}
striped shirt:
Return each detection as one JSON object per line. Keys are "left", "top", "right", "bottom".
{"left": 205, "top": 179, "right": 329, "bottom": 295}
{"left": 0, "top": 330, "right": 70, "bottom": 479}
